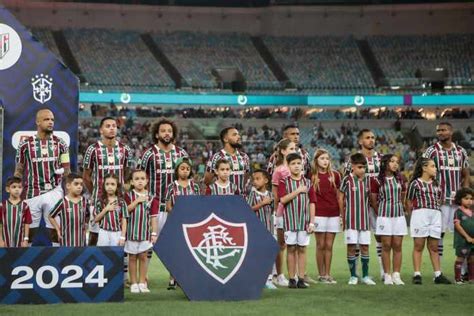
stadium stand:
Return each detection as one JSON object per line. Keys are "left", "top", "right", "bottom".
{"left": 368, "top": 34, "right": 474, "bottom": 86}
{"left": 64, "top": 29, "right": 174, "bottom": 88}
{"left": 152, "top": 32, "right": 280, "bottom": 90}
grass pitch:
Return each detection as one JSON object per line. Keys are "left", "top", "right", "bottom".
{"left": 1, "top": 233, "right": 472, "bottom": 316}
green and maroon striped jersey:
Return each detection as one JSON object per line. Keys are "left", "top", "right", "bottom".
{"left": 138, "top": 145, "right": 188, "bottom": 212}
{"left": 340, "top": 174, "right": 371, "bottom": 230}
{"left": 206, "top": 149, "right": 250, "bottom": 194}
{"left": 0, "top": 200, "right": 32, "bottom": 247}
{"left": 246, "top": 189, "right": 274, "bottom": 232}
{"left": 423, "top": 142, "right": 469, "bottom": 204}
{"left": 16, "top": 135, "right": 69, "bottom": 199}
{"left": 165, "top": 180, "right": 200, "bottom": 209}
{"left": 124, "top": 191, "right": 159, "bottom": 242}
{"left": 205, "top": 182, "right": 239, "bottom": 196}
{"left": 82, "top": 141, "right": 133, "bottom": 205}
{"left": 371, "top": 177, "right": 406, "bottom": 217}
{"left": 278, "top": 177, "right": 316, "bottom": 232}
{"left": 94, "top": 198, "right": 128, "bottom": 232}
{"left": 407, "top": 178, "right": 441, "bottom": 211}
{"left": 50, "top": 197, "right": 89, "bottom": 247}
{"left": 344, "top": 151, "right": 381, "bottom": 179}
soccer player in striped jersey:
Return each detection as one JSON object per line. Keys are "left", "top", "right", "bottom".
{"left": 343, "top": 129, "right": 384, "bottom": 280}
{"left": 0, "top": 177, "right": 32, "bottom": 247}
{"left": 94, "top": 174, "right": 128, "bottom": 247}
{"left": 165, "top": 158, "right": 200, "bottom": 212}
{"left": 247, "top": 169, "right": 276, "bottom": 289}
{"left": 204, "top": 127, "right": 250, "bottom": 196}
{"left": 205, "top": 160, "right": 239, "bottom": 195}
{"left": 271, "top": 139, "right": 296, "bottom": 286}
{"left": 370, "top": 154, "right": 407, "bottom": 285}
{"left": 452, "top": 188, "right": 474, "bottom": 284}
{"left": 338, "top": 153, "right": 376, "bottom": 285}
{"left": 138, "top": 119, "right": 188, "bottom": 236}
{"left": 311, "top": 149, "right": 341, "bottom": 284}
{"left": 124, "top": 170, "right": 159, "bottom": 294}
{"left": 278, "top": 153, "right": 316, "bottom": 289}
{"left": 48, "top": 174, "right": 89, "bottom": 247}
{"left": 423, "top": 122, "right": 470, "bottom": 265}
{"left": 14, "top": 109, "right": 70, "bottom": 246}
{"left": 267, "top": 125, "right": 311, "bottom": 178}
{"left": 406, "top": 157, "right": 451, "bottom": 285}
{"left": 83, "top": 117, "right": 133, "bottom": 246}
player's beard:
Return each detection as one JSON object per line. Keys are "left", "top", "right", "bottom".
{"left": 159, "top": 136, "right": 174, "bottom": 146}
{"left": 230, "top": 142, "right": 242, "bottom": 149}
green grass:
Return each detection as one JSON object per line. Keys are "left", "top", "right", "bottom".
{"left": 1, "top": 233, "right": 472, "bottom": 316}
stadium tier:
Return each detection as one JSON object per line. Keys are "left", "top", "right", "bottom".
{"left": 30, "top": 28, "right": 474, "bottom": 94}
{"left": 64, "top": 29, "right": 174, "bottom": 88}
{"left": 368, "top": 34, "right": 474, "bottom": 86}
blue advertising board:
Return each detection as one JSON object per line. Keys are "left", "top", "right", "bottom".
{"left": 0, "top": 246, "right": 124, "bottom": 304}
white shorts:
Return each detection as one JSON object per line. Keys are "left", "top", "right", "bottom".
{"left": 284, "top": 231, "right": 310, "bottom": 246}
{"left": 124, "top": 240, "right": 152, "bottom": 255}
{"left": 157, "top": 212, "right": 167, "bottom": 236}
{"left": 344, "top": 229, "right": 371, "bottom": 245}
{"left": 88, "top": 205, "right": 100, "bottom": 233}
{"left": 314, "top": 216, "right": 340, "bottom": 233}
{"left": 275, "top": 216, "right": 284, "bottom": 230}
{"left": 375, "top": 216, "right": 408, "bottom": 236}
{"left": 369, "top": 207, "right": 377, "bottom": 232}
{"left": 440, "top": 204, "right": 456, "bottom": 233}
{"left": 97, "top": 229, "right": 122, "bottom": 246}
{"left": 25, "top": 185, "right": 64, "bottom": 229}
{"left": 410, "top": 208, "right": 442, "bottom": 239}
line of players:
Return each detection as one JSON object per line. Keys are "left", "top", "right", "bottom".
{"left": 0, "top": 108, "right": 472, "bottom": 292}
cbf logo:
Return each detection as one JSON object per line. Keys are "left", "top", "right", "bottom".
{"left": 183, "top": 213, "right": 247, "bottom": 284}
{"left": 0, "top": 33, "right": 9, "bottom": 59}
{"left": 31, "top": 74, "right": 53, "bottom": 104}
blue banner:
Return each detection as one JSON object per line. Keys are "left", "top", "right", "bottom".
{"left": 155, "top": 195, "right": 279, "bottom": 301}
{"left": 0, "top": 7, "right": 79, "bottom": 199}
{"left": 0, "top": 246, "right": 124, "bottom": 304}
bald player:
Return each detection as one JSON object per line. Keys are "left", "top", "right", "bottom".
{"left": 14, "top": 108, "right": 70, "bottom": 246}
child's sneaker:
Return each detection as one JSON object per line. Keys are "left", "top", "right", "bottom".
{"left": 297, "top": 278, "right": 308, "bottom": 289}
{"left": 362, "top": 276, "right": 376, "bottom": 285}
{"left": 434, "top": 273, "right": 452, "bottom": 284}
{"left": 348, "top": 276, "right": 358, "bottom": 285}
{"left": 130, "top": 283, "right": 140, "bottom": 293}
{"left": 318, "top": 276, "right": 329, "bottom": 284}
{"left": 288, "top": 278, "right": 297, "bottom": 289}
{"left": 392, "top": 272, "right": 405, "bottom": 285}
{"left": 412, "top": 275, "right": 422, "bottom": 285}
{"left": 167, "top": 279, "right": 177, "bottom": 290}
{"left": 455, "top": 279, "right": 465, "bottom": 285}
{"left": 276, "top": 274, "right": 289, "bottom": 287}
{"left": 384, "top": 274, "right": 393, "bottom": 285}
{"left": 265, "top": 280, "right": 277, "bottom": 290}
{"left": 138, "top": 283, "right": 150, "bottom": 293}
{"left": 325, "top": 276, "right": 337, "bottom": 284}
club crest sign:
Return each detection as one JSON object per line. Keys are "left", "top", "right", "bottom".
{"left": 155, "top": 195, "right": 279, "bottom": 301}
{"left": 31, "top": 74, "right": 53, "bottom": 104}
{"left": 183, "top": 213, "right": 247, "bottom": 284}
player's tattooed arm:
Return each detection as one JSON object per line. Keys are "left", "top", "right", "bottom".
{"left": 14, "top": 163, "right": 24, "bottom": 178}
